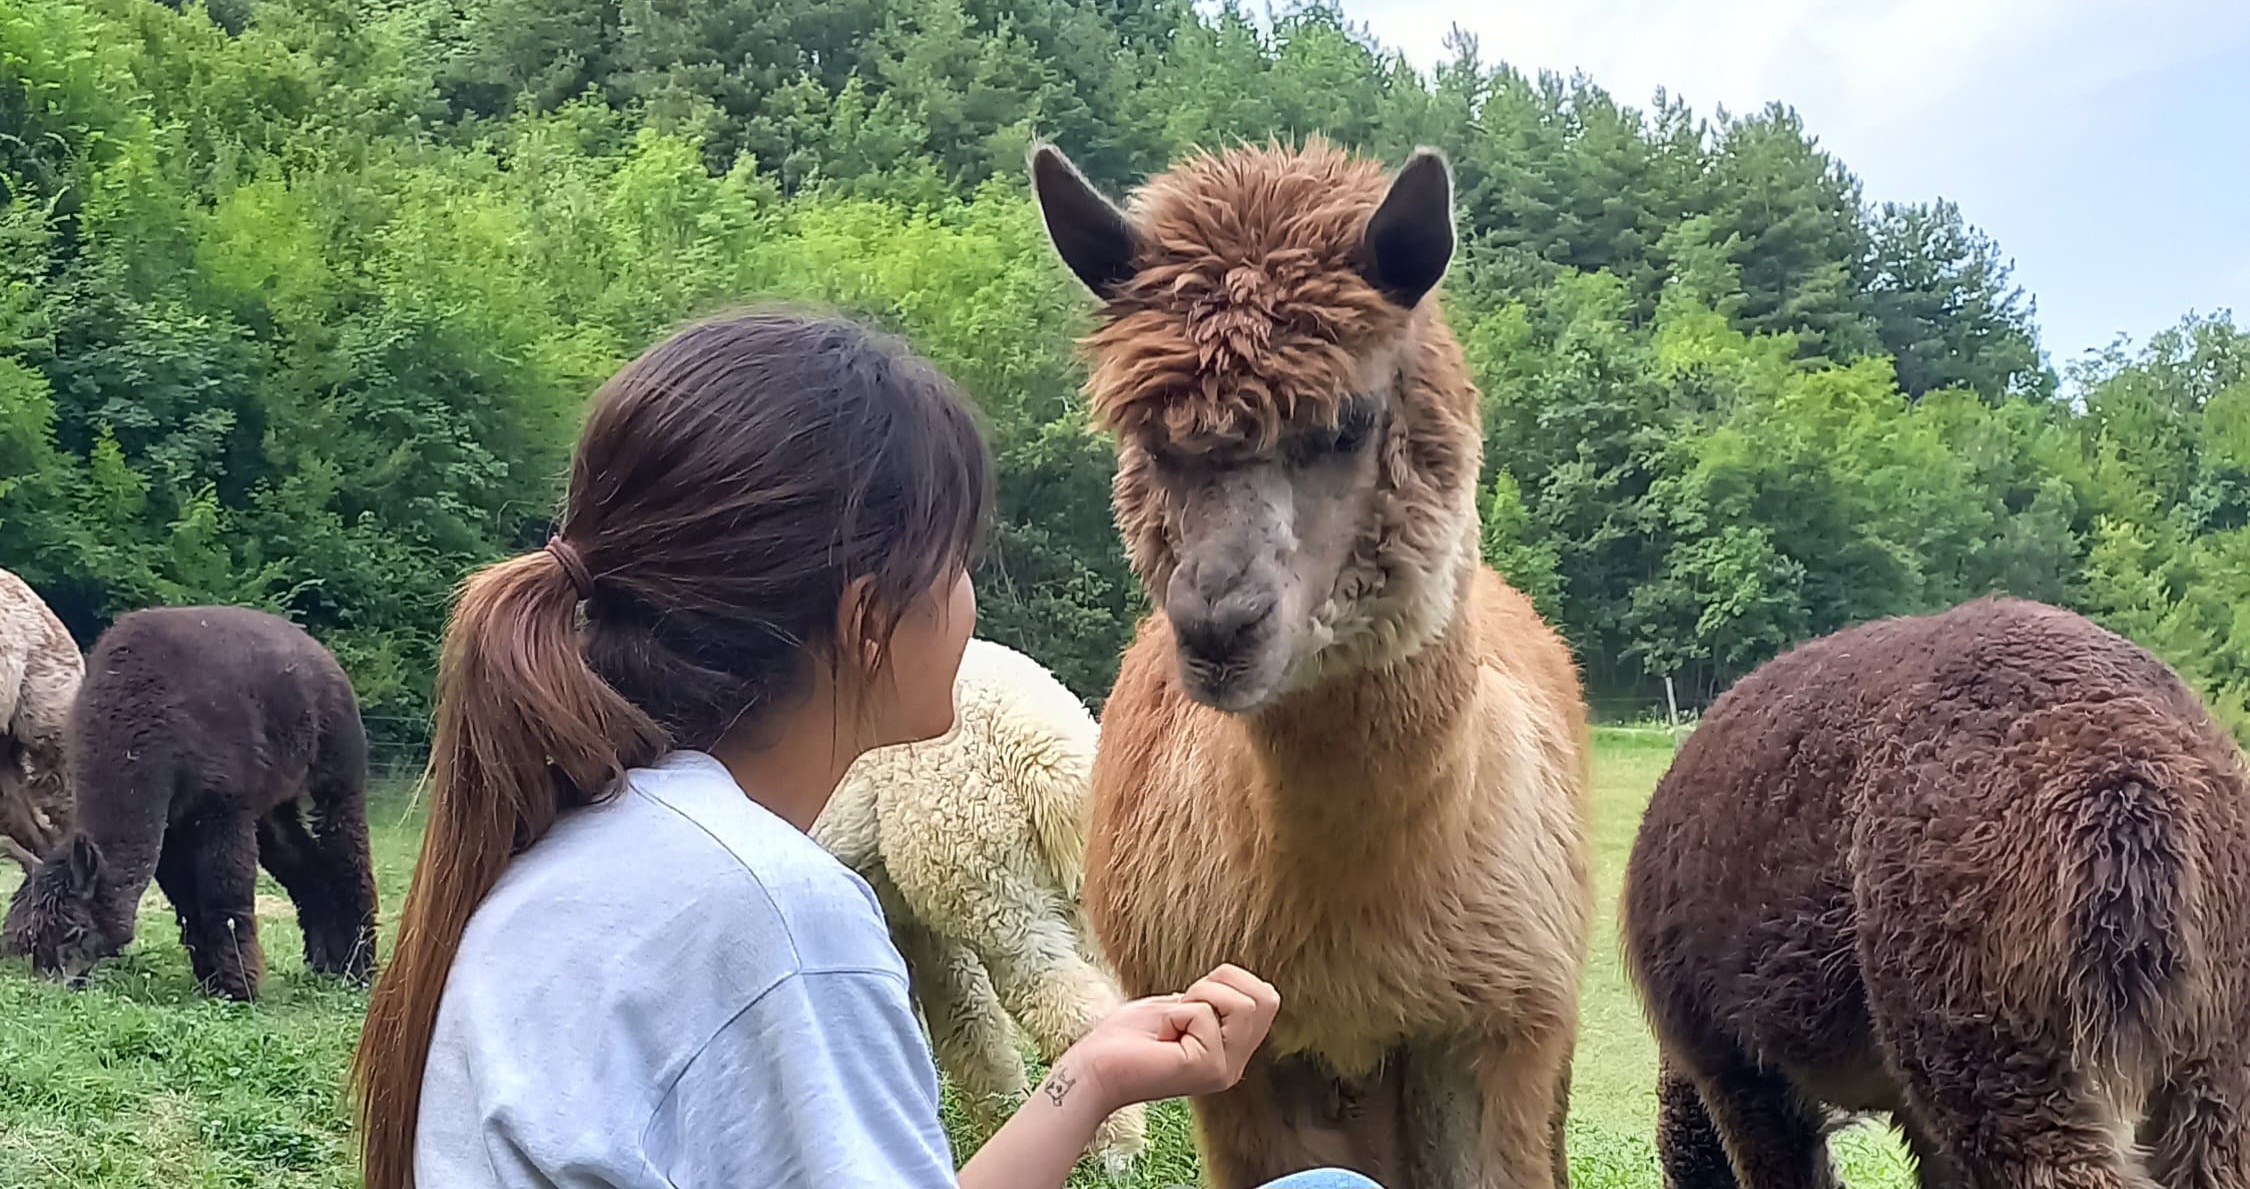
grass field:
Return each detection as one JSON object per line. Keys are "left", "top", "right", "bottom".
{"left": 0, "top": 732, "right": 1917, "bottom": 1188}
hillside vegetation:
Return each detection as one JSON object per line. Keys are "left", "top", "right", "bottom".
{"left": 1, "top": 0, "right": 2243, "bottom": 739}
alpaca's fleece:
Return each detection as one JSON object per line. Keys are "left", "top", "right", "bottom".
{"left": 1625, "top": 597, "right": 2250, "bottom": 1189}
{"left": 0, "top": 567, "right": 82, "bottom": 857}
{"left": 1054, "top": 139, "right": 1595, "bottom": 1189}
{"left": 814, "top": 638, "right": 1146, "bottom": 1172}
{"left": 3, "top": 605, "right": 377, "bottom": 1001}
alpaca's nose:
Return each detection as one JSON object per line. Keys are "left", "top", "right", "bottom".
{"left": 1167, "top": 580, "right": 1276, "bottom": 668}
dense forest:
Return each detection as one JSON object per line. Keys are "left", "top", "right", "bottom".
{"left": 2, "top": 0, "right": 2245, "bottom": 745}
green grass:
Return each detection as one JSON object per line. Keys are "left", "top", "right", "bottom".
{"left": 0, "top": 740, "right": 1916, "bottom": 1188}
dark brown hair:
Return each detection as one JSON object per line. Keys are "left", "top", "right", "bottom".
{"left": 351, "top": 308, "right": 991, "bottom": 1189}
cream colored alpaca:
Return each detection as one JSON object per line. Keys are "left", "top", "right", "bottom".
{"left": 1, "top": 566, "right": 82, "bottom": 857}
{"left": 813, "top": 637, "right": 1147, "bottom": 1174}
{"left": 1034, "top": 140, "right": 1593, "bottom": 1189}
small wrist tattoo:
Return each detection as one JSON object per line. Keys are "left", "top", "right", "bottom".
{"left": 1042, "top": 1065, "right": 1078, "bottom": 1107}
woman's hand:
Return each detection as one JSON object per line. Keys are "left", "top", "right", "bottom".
{"left": 1067, "top": 964, "right": 1282, "bottom": 1112}
{"left": 956, "top": 964, "right": 1280, "bottom": 1189}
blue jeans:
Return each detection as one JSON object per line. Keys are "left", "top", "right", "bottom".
{"left": 1259, "top": 1170, "right": 1382, "bottom": 1189}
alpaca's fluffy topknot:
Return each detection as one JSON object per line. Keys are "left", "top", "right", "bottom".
{"left": 1081, "top": 138, "right": 1413, "bottom": 450}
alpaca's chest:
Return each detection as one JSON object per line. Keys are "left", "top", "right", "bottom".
{"left": 1085, "top": 783, "right": 1587, "bottom": 1077}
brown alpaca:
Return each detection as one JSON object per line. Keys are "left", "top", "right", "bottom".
{"left": 1033, "top": 139, "right": 1593, "bottom": 1189}
{"left": 1623, "top": 597, "right": 2250, "bottom": 1189}
{"left": 4, "top": 605, "right": 377, "bottom": 1001}
{"left": 0, "top": 566, "right": 84, "bottom": 857}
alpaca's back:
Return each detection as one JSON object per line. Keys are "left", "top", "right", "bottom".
{"left": 1625, "top": 597, "right": 2243, "bottom": 1060}
{"left": 821, "top": 637, "right": 1097, "bottom": 908}
{"left": 0, "top": 568, "right": 80, "bottom": 736}
{"left": 72, "top": 605, "right": 365, "bottom": 834}
{"left": 0, "top": 568, "right": 84, "bottom": 852}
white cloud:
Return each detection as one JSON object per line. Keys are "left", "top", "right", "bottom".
{"left": 1321, "top": 0, "right": 2250, "bottom": 358}
{"left": 1341, "top": 0, "right": 2235, "bottom": 193}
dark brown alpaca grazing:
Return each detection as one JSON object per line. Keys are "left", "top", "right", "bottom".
{"left": 3, "top": 606, "right": 377, "bottom": 1001}
{"left": 1624, "top": 597, "right": 2250, "bottom": 1189}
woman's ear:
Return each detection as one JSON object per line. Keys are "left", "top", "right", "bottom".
{"left": 835, "top": 575, "right": 881, "bottom": 672}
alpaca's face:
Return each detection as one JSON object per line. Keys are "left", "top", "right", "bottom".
{"left": 1118, "top": 393, "right": 1393, "bottom": 711}
{"left": 2, "top": 836, "right": 131, "bottom": 987}
{"left": 1032, "top": 141, "right": 1462, "bottom": 713}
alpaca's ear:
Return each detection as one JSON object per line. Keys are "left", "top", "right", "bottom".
{"left": 1030, "top": 144, "right": 1139, "bottom": 299}
{"left": 1360, "top": 147, "right": 1455, "bottom": 308}
{"left": 0, "top": 838, "right": 36, "bottom": 872}
{"left": 65, "top": 835, "right": 101, "bottom": 891}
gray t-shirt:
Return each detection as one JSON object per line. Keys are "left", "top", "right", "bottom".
{"left": 414, "top": 750, "right": 960, "bottom": 1188}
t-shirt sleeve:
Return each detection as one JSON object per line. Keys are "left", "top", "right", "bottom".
{"left": 641, "top": 967, "right": 960, "bottom": 1189}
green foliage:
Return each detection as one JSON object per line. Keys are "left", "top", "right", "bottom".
{"left": 1479, "top": 470, "right": 1561, "bottom": 619}
{"left": 1865, "top": 199, "right": 2053, "bottom": 401}
{"left": 0, "top": 0, "right": 2244, "bottom": 748}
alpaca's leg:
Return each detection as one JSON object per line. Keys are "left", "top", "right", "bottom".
{"left": 1676, "top": 1059, "right": 1837, "bottom": 1189}
{"left": 300, "top": 725, "right": 376, "bottom": 980}
{"left": 970, "top": 916, "right": 1123, "bottom": 1067}
{"left": 1882, "top": 1010, "right": 2151, "bottom": 1189}
{"left": 1897, "top": 1086, "right": 2150, "bottom": 1189}
{"left": 1465, "top": 1025, "right": 1580, "bottom": 1189}
{"left": 1547, "top": 1050, "right": 1574, "bottom": 1189}
{"left": 256, "top": 801, "right": 351, "bottom": 978}
{"left": 1656, "top": 1059, "right": 1739, "bottom": 1189}
{"left": 1864, "top": 874, "right": 2153, "bottom": 1189}
{"left": 1897, "top": 1110, "right": 1968, "bottom": 1189}
{"left": 969, "top": 916, "right": 1146, "bottom": 1169}
{"left": 0, "top": 757, "right": 51, "bottom": 855}
{"left": 2139, "top": 1055, "right": 2249, "bottom": 1189}
{"left": 890, "top": 910, "right": 1026, "bottom": 1132}
{"left": 1194, "top": 1054, "right": 1339, "bottom": 1189}
{"left": 23, "top": 768, "right": 68, "bottom": 848}
{"left": 174, "top": 810, "right": 266, "bottom": 1001}
{"left": 16, "top": 687, "right": 74, "bottom": 842}
{"left": 153, "top": 830, "right": 211, "bottom": 985}
{"left": 1381, "top": 1042, "right": 1478, "bottom": 1189}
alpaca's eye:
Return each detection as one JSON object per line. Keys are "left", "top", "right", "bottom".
{"left": 1300, "top": 402, "right": 1377, "bottom": 462}
{"left": 1331, "top": 407, "right": 1375, "bottom": 455}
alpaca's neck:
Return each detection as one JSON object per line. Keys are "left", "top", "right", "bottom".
{"left": 1242, "top": 570, "right": 1481, "bottom": 831}
{"left": 87, "top": 828, "right": 163, "bottom": 925}
{"left": 75, "top": 779, "right": 167, "bottom": 925}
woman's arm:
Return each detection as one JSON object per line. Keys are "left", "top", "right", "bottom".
{"left": 958, "top": 966, "right": 1279, "bottom": 1189}
{"left": 954, "top": 1054, "right": 1123, "bottom": 1189}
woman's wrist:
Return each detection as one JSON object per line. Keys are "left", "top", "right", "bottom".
{"left": 1030, "top": 1054, "right": 1122, "bottom": 1129}
{"left": 955, "top": 1053, "right": 1121, "bottom": 1189}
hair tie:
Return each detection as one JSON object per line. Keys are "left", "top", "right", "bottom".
{"left": 545, "top": 535, "right": 595, "bottom": 599}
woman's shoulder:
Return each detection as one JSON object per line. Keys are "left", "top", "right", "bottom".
{"left": 613, "top": 751, "right": 903, "bottom": 978}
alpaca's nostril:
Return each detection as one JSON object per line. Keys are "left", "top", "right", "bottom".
{"left": 1170, "top": 588, "right": 1276, "bottom": 668}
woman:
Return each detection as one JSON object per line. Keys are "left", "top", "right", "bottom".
{"left": 351, "top": 309, "right": 1379, "bottom": 1189}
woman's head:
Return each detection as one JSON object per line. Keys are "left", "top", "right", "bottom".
{"left": 354, "top": 309, "right": 991, "bottom": 1188}
{"left": 558, "top": 309, "right": 989, "bottom": 754}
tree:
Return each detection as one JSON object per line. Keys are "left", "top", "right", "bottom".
{"left": 1865, "top": 199, "right": 2054, "bottom": 401}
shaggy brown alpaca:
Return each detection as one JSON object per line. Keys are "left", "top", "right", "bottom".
{"left": 3, "top": 605, "right": 377, "bottom": 1001}
{"left": 0, "top": 566, "right": 83, "bottom": 856}
{"left": 1033, "top": 139, "right": 1593, "bottom": 1189}
{"left": 1623, "top": 597, "right": 2250, "bottom": 1189}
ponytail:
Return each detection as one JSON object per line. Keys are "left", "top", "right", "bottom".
{"left": 351, "top": 548, "right": 666, "bottom": 1189}
{"left": 351, "top": 308, "right": 992, "bottom": 1186}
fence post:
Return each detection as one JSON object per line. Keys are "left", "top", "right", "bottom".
{"left": 1663, "top": 674, "right": 1681, "bottom": 737}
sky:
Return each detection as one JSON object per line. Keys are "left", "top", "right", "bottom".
{"left": 1326, "top": 0, "right": 2250, "bottom": 373}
